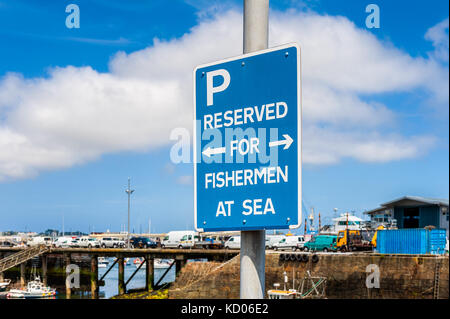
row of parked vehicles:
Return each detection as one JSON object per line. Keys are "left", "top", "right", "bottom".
{"left": 6, "top": 228, "right": 380, "bottom": 252}
{"left": 225, "top": 232, "right": 372, "bottom": 252}
{"left": 160, "top": 231, "right": 224, "bottom": 249}
{"left": 24, "top": 236, "right": 128, "bottom": 248}
{"left": 265, "top": 228, "right": 383, "bottom": 252}
{"left": 223, "top": 234, "right": 336, "bottom": 252}
{"left": 53, "top": 236, "right": 159, "bottom": 248}
{"left": 22, "top": 232, "right": 193, "bottom": 249}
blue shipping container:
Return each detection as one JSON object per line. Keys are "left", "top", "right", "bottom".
{"left": 429, "top": 229, "right": 447, "bottom": 254}
{"left": 376, "top": 228, "right": 446, "bottom": 255}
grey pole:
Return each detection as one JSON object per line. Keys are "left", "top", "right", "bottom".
{"left": 125, "top": 177, "right": 134, "bottom": 248}
{"left": 244, "top": 0, "right": 269, "bottom": 53}
{"left": 241, "top": 0, "right": 269, "bottom": 299}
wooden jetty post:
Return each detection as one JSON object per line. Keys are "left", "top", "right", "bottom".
{"left": 41, "top": 255, "right": 47, "bottom": 286}
{"left": 65, "top": 254, "right": 71, "bottom": 299}
{"left": 145, "top": 256, "right": 153, "bottom": 291}
{"left": 118, "top": 257, "right": 125, "bottom": 295}
{"left": 0, "top": 253, "right": 3, "bottom": 281}
{"left": 175, "top": 257, "right": 186, "bottom": 276}
{"left": 90, "top": 255, "right": 99, "bottom": 299}
{"left": 20, "top": 262, "right": 26, "bottom": 287}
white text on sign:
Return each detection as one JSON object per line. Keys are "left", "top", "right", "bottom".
{"left": 203, "top": 102, "right": 288, "bottom": 130}
{"left": 216, "top": 198, "right": 276, "bottom": 217}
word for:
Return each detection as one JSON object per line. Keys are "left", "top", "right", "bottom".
{"left": 170, "top": 126, "right": 282, "bottom": 167}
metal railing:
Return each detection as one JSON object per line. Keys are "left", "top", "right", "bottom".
{"left": 0, "top": 245, "right": 49, "bottom": 272}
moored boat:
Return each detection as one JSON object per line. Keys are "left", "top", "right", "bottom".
{"left": 154, "top": 259, "right": 171, "bottom": 269}
{"left": 134, "top": 257, "right": 146, "bottom": 268}
{"left": 0, "top": 279, "right": 11, "bottom": 292}
{"left": 267, "top": 289, "right": 297, "bottom": 299}
{"left": 98, "top": 256, "right": 109, "bottom": 268}
{"left": 320, "top": 213, "right": 366, "bottom": 235}
{"left": 6, "top": 276, "right": 56, "bottom": 299}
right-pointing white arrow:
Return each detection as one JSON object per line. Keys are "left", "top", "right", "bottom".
{"left": 269, "top": 134, "right": 294, "bottom": 150}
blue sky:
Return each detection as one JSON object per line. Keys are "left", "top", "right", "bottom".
{"left": 0, "top": 0, "right": 448, "bottom": 233}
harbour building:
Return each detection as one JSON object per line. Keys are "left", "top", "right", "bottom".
{"left": 365, "top": 196, "right": 449, "bottom": 236}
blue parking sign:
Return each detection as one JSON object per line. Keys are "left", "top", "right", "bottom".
{"left": 194, "top": 43, "right": 301, "bottom": 231}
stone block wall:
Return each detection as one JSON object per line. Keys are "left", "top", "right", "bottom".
{"left": 169, "top": 253, "right": 449, "bottom": 299}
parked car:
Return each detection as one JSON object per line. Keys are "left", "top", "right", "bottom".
{"left": 129, "top": 236, "right": 157, "bottom": 249}
{"left": 303, "top": 235, "right": 337, "bottom": 252}
{"left": 27, "top": 236, "right": 53, "bottom": 247}
{"left": 53, "top": 237, "right": 73, "bottom": 248}
{"left": 69, "top": 238, "right": 80, "bottom": 248}
{"left": 0, "top": 240, "right": 16, "bottom": 247}
{"left": 273, "top": 235, "right": 306, "bottom": 251}
{"left": 193, "top": 237, "right": 224, "bottom": 249}
{"left": 78, "top": 236, "right": 101, "bottom": 248}
{"left": 100, "top": 237, "right": 125, "bottom": 248}
{"left": 161, "top": 231, "right": 197, "bottom": 248}
{"left": 224, "top": 236, "right": 241, "bottom": 249}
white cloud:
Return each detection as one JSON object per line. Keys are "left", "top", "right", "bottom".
{"left": 425, "top": 18, "right": 449, "bottom": 63}
{"left": 0, "top": 9, "right": 447, "bottom": 181}
{"left": 302, "top": 84, "right": 393, "bottom": 127}
{"left": 303, "top": 126, "right": 436, "bottom": 164}
{"left": 270, "top": 12, "right": 448, "bottom": 102}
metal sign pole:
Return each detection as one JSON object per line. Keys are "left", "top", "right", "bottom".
{"left": 240, "top": 0, "right": 269, "bottom": 299}
{"left": 126, "top": 177, "right": 134, "bottom": 249}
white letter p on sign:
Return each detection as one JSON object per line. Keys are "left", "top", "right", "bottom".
{"left": 206, "top": 69, "right": 230, "bottom": 106}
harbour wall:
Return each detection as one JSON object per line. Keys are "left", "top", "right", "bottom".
{"left": 169, "top": 252, "right": 449, "bottom": 299}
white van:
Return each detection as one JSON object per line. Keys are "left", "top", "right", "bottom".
{"left": 27, "top": 236, "right": 53, "bottom": 247}
{"left": 273, "top": 235, "right": 306, "bottom": 251}
{"left": 224, "top": 236, "right": 241, "bottom": 249}
{"left": 161, "top": 231, "right": 197, "bottom": 249}
{"left": 265, "top": 235, "right": 285, "bottom": 249}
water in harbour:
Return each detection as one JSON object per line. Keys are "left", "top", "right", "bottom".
{"left": 55, "top": 258, "right": 175, "bottom": 299}
{"left": 98, "top": 260, "right": 175, "bottom": 299}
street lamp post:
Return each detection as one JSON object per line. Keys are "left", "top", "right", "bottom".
{"left": 125, "top": 177, "right": 135, "bottom": 249}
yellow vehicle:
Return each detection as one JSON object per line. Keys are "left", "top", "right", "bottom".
{"left": 370, "top": 225, "right": 386, "bottom": 248}
{"left": 337, "top": 230, "right": 359, "bottom": 251}
{"left": 336, "top": 226, "right": 385, "bottom": 252}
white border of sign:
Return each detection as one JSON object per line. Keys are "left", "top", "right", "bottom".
{"left": 193, "top": 42, "right": 302, "bottom": 232}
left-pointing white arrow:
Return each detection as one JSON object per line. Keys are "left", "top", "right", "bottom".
{"left": 202, "top": 146, "right": 226, "bottom": 158}
{"left": 269, "top": 134, "right": 294, "bottom": 150}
